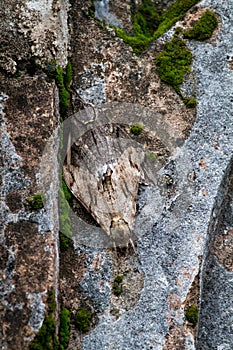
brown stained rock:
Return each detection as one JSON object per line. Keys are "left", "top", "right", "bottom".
{"left": 0, "top": 70, "right": 59, "bottom": 350}
{"left": 0, "top": 0, "right": 68, "bottom": 73}
{"left": 6, "top": 191, "right": 22, "bottom": 213}
{"left": 198, "top": 158, "right": 209, "bottom": 171}
{"left": 59, "top": 248, "right": 94, "bottom": 350}
{"left": 110, "top": 250, "right": 144, "bottom": 317}
{"left": 59, "top": 247, "right": 86, "bottom": 312}
{"left": 70, "top": 1, "right": 196, "bottom": 139}
{"left": 163, "top": 321, "right": 186, "bottom": 350}
{"left": 108, "top": 0, "right": 133, "bottom": 31}
{"left": 2, "top": 74, "right": 58, "bottom": 187}
{"left": 1, "top": 222, "right": 56, "bottom": 348}
{"left": 212, "top": 229, "right": 233, "bottom": 272}
{"left": 164, "top": 259, "right": 201, "bottom": 349}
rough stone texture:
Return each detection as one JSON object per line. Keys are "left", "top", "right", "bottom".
{"left": 70, "top": 0, "right": 195, "bottom": 139}
{"left": 0, "top": 77, "right": 59, "bottom": 348}
{"left": 0, "top": 0, "right": 69, "bottom": 75}
{"left": 68, "top": 0, "right": 233, "bottom": 349}
{"left": 197, "top": 168, "right": 233, "bottom": 349}
{"left": 0, "top": 1, "right": 63, "bottom": 348}
{"left": 1, "top": 0, "right": 233, "bottom": 349}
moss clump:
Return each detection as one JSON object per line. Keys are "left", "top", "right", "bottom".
{"left": 59, "top": 308, "right": 71, "bottom": 350}
{"left": 155, "top": 37, "right": 192, "bottom": 94}
{"left": 26, "top": 194, "right": 44, "bottom": 210}
{"left": 130, "top": 122, "right": 144, "bottom": 136}
{"left": 114, "top": 275, "right": 124, "bottom": 283}
{"left": 115, "top": 0, "right": 200, "bottom": 54}
{"left": 185, "top": 305, "right": 198, "bottom": 326}
{"left": 62, "top": 178, "right": 72, "bottom": 202}
{"left": 115, "top": 27, "right": 151, "bottom": 55}
{"left": 113, "top": 275, "right": 124, "bottom": 296}
{"left": 154, "top": 0, "right": 200, "bottom": 40}
{"left": 183, "top": 10, "right": 218, "bottom": 41}
{"left": 75, "top": 307, "right": 92, "bottom": 333}
{"left": 184, "top": 97, "right": 197, "bottom": 108}
{"left": 45, "top": 61, "right": 72, "bottom": 119}
{"left": 59, "top": 232, "right": 72, "bottom": 252}
{"left": 133, "top": 0, "right": 160, "bottom": 37}
{"left": 29, "top": 291, "right": 58, "bottom": 350}
{"left": 145, "top": 152, "right": 157, "bottom": 162}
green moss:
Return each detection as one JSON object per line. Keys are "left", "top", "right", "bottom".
{"left": 26, "top": 194, "right": 44, "bottom": 210}
{"left": 130, "top": 122, "right": 144, "bottom": 136}
{"left": 175, "top": 26, "right": 183, "bottom": 35}
{"left": 114, "top": 0, "right": 200, "bottom": 54}
{"left": 145, "top": 152, "right": 157, "bottom": 162}
{"left": 75, "top": 307, "right": 92, "bottom": 333}
{"left": 153, "top": 0, "right": 200, "bottom": 40}
{"left": 59, "top": 88, "right": 70, "bottom": 116}
{"left": 59, "top": 308, "right": 71, "bottom": 350}
{"left": 112, "top": 286, "right": 122, "bottom": 296}
{"left": 185, "top": 305, "right": 198, "bottom": 326}
{"left": 184, "top": 97, "right": 197, "bottom": 108}
{"left": 183, "top": 10, "right": 218, "bottom": 41}
{"left": 133, "top": 0, "right": 160, "bottom": 37}
{"left": 114, "top": 27, "right": 150, "bottom": 55}
{"left": 113, "top": 275, "right": 123, "bottom": 296}
{"left": 114, "top": 275, "right": 124, "bottom": 283}
{"left": 155, "top": 37, "right": 192, "bottom": 94}
{"left": 59, "top": 232, "right": 72, "bottom": 252}
{"left": 45, "top": 61, "right": 72, "bottom": 119}
{"left": 29, "top": 291, "right": 58, "bottom": 350}
{"left": 62, "top": 178, "right": 72, "bottom": 202}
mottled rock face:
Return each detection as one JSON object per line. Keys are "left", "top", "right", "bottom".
{"left": 1, "top": 0, "right": 233, "bottom": 349}
{"left": 0, "top": 1, "right": 62, "bottom": 348}
{"left": 0, "top": 71, "right": 60, "bottom": 348}
{"left": 0, "top": 0, "right": 69, "bottom": 74}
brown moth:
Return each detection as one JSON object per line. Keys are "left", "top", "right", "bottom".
{"left": 63, "top": 126, "right": 145, "bottom": 251}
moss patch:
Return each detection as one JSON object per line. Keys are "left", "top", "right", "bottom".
{"left": 130, "top": 122, "right": 144, "bottom": 136}
{"left": 45, "top": 61, "right": 72, "bottom": 119}
{"left": 185, "top": 304, "right": 198, "bottom": 326}
{"left": 62, "top": 178, "right": 72, "bottom": 202}
{"left": 145, "top": 151, "right": 157, "bottom": 162}
{"left": 59, "top": 308, "right": 71, "bottom": 350}
{"left": 183, "top": 10, "right": 218, "bottom": 41}
{"left": 29, "top": 291, "right": 58, "bottom": 350}
{"left": 26, "top": 194, "right": 44, "bottom": 211}
{"left": 115, "top": 0, "right": 200, "bottom": 54}
{"left": 155, "top": 37, "right": 192, "bottom": 94}
{"left": 113, "top": 275, "right": 124, "bottom": 296}
{"left": 184, "top": 97, "right": 197, "bottom": 108}
{"left": 75, "top": 307, "right": 92, "bottom": 333}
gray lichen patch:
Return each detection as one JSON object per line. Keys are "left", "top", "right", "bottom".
{"left": 27, "top": 291, "right": 47, "bottom": 333}
{"left": 75, "top": 62, "right": 107, "bottom": 106}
